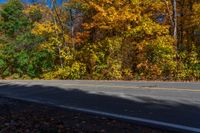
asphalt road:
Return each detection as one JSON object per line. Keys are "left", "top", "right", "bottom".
{"left": 0, "top": 80, "right": 200, "bottom": 132}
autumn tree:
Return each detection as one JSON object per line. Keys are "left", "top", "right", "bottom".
{"left": 0, "top": 0, "right": 199, "bottom": 80}
{"left": 65, "top": 0, "right": 176, "bottom": 80}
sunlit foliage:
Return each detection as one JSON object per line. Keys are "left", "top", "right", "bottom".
{"left": 0, "top": 0, "right": 199, "bottom": 80}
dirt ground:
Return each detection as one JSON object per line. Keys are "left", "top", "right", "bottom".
{"left": 0, "top": 96, "right": 174, "bottom": 133}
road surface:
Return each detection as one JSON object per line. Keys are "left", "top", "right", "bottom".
{"left": 0, "top": 80, "right": 199, "bottom": 132}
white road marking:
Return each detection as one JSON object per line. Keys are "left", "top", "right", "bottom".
{"left": 3, "top": 95, "right": 200, "bottom": 133}
{"left": 62, "top": 83, "right": 200, "bottom": 92}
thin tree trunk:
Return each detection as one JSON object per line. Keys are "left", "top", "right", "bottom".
{"left": 172, "top": 0, "right": 179, "bottom": 79}
{"left": 163, "top": 0, "right": 174, "bottom": 28}
{"left": 173, "top": 0, "right": 178, "bottom": 46}
{"left": 52, "top": 0, "right": 67, "bottom": 47}
{"left": 69, "top": 9, "right": 75, "bottom": 50}
{"left": 51, "top": 0, "right": 64, "bottom": 68}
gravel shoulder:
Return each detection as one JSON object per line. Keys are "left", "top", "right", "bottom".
{"left": 0, "top": 96, "right": 174, "bottom": 133}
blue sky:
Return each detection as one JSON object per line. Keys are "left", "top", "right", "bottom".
{"left": 0, "top": 0, "right": 64, "bottom": 5}
{"left": 0, "top": 0, "right": 7, "bottom": 3}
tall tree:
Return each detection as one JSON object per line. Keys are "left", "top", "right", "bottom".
{"left": 0, "top": 0, "right": 30, "bottom": 37}
{"left": 66, "top": 0, "right": 176, "bottom": 79}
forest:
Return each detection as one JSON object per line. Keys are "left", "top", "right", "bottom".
{"left": 0, "top": 0, "right": 199, "bottom": 80}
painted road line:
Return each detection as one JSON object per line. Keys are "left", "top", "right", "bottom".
{"left": 2, "top": 95, "right": 200, "bottom": 133}
{"left": 1, "top": 81, "right": 200, "bottom": 92}
{"left": 58, "top": 106, "right": 200, "bottom": 133}
{"left": 62, "top": 83, "right": 200, "bottom": 92}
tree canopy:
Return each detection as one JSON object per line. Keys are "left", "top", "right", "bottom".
{"left": 0, "top": 0, "right": 199, "bottom": 80}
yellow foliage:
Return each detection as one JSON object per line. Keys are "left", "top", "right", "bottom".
{"left": 32, "top": 21, "right": 61, "bottom": 36}
{"left": 191, "top": 3, "right": 200, "bottom": 26}
{"left": 23, "top": 4, "right": 52, "bottom": 21}
{"left": 43, "top": 62, "right": 86, "bottom": 79}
